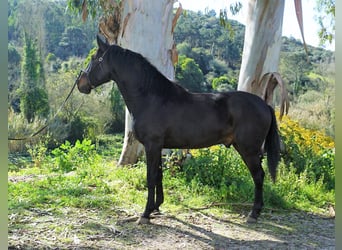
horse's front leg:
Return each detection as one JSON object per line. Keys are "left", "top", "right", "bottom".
{"left": 154, "top": 160, "right": 164, "bottom": 213}
{"left": 137, "top": 145, "right": 162, "bottom": 224}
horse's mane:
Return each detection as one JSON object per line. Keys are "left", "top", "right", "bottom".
{"left": 111, "top": 45, "right": 188, "bottom": 98}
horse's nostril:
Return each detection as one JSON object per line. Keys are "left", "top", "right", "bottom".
{"left": 77, "top": 76, "right": 91, "bottom": 94}
{"left": 78, "top": 84, "right": 91, "bottom": 94}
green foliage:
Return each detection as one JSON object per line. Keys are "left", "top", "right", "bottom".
{"left": 8, "top": 3, "right": 335, "bottom": 147}
{"left": 315, "top": 0, "right": 335, "bottom": 46}
{"left": 84, "top": 47, "right": 98, "bottom": 67}
{"left": 57, "top": 26, "right": 92, "bottom": 59}
{"left": 279, "top": 51, "right": 313, "bottom": 97}
{"left": 278, "top": 114, "right": 335, "bottom": 190}
{"left": 174, "top": 10, "right": 245, "bottom": 65}
{"left": 7, "top": 1, "right": 335, "bottom": 224}
{"left": 67, "top": 115, "right": 98, "bottom": 143}
{"left": 177, "top": 43, "right": 213, "bottom": 75}
{"left": 174, "top": 10, "right": 244, "bottom": 91}
{"left": 67, "top": 0, "right": 101, "bottom": 19}
{"left": 51, "top": 139, "right": 98, "bottom": 173}
{"left": 109, "top": 83, "right": 125, "bottom": 133}
{"left": 182, "top": 146, "right": 253, "bottom": 202}
{"left": 179, "top": 123, "right": 334, "bottom": 210}
{"left": 8, "top": 130, "right": 334, "bottom": 220}
{"left": 26, "top": 136, "right": 50, "bottom": 168}
{"left": 175, "top": 55, "right": 205, "bottom": 92}
{"left": 19, "top": 34, "right": 49, "bottom": 122}
{"left": 8, "top": 44, "right": 21, "bottom": 65}
{"left": 8, "top": 137, "right": 144, "bottom": 213}
{"left": 44, "top": 3, "right": 70, "bottom": 55}
{"left": 212, "top": 75, "right": 237, "bottom": 91}
{"left": 209, "top": 58, "right": 229, "bottom": 77}
{"left": 8, "top": 0, "right": 98, "bottom": 60}
{"left": 273, "top": 163, "right": 334, "bottom": 211}
{"left": 290, "top": 89, "right": 335, "bottom": 137}
{"left": 45, "top": 53, "right": 57, "bottom": 63}
{"left": 95, "top": 134, "right": 124, "bottom": 159}
{"left": 19, "top": 88, "right": 50, "bottom": 123}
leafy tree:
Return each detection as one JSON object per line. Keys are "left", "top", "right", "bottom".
{"left": 209, "top": 58, "right": 229, "bottom": 77}
{"left": 189, "top": 47, "right": 213, "bottom": 75}
{"left": 176, "top": 43, "right": 213, "bottom": 76}
{"left": 176, "top": 42, "right": 192, "bottom": 56}
{"left": 279, "top": 51, "right": 313, "bottom": 97}
{"left": 57, "top": 26, "right": 90, "bottom": 59}
{"left": 174, "top": 9, "right": 244, "bottom": 67}
{"left": 8, "top": 44, "right": 21, "bottom": 65}
{"left": 176, "top": 55, "right": 205, "bottom": 92}
{"left": 212, "top": 75, "right": 237, "bottom": 92}
{"left": 44, "top": 3, "right": 70, "bottom": 55}
{"left": 315, "top": 0, "right": 335, "bottom": 46}
{"left": 219, "top": 33, "right": 242, "bottom": 69}
{"left": 19, "top": 34, "right": 49, "bottom": 122}
{"left": 8, "top": 44, "right": 22, "bottom": 112}
{"left": 8, "top": 0, "right": 20, "bottom": 42}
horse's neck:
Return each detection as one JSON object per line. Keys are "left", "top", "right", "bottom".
{"left": 115, "top": 79, "right": 145, "bottom": 115}
{"left": 110, "top": 57, "right": 145, "bottom": 115}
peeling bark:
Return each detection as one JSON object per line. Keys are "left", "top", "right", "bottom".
{"left": 113, "top": 0, "right": 177, "bottom": 166}
{"left": 259, "top": 72, "right": 289, "bottom": 119}
{"left": 238, "top": 0, "right": 285, "bottom": 100}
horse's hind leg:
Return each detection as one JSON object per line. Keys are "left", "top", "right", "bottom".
{"left": 247, "top": 155, "right": 265, "bottom": 222}
{"left": 235, "top": 147, "right": 265, "bottom": 223}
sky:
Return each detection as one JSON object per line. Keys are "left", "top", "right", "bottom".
{"left": 179, "top": 0, "right": 335, "bottom": 51}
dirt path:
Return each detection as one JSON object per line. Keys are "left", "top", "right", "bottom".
{"left": 8, "top": 206, "right": 335, "bottom": 249}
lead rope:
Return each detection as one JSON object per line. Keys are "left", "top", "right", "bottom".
{"left": 8, "top": 72, "right": 81, "bottom": 141}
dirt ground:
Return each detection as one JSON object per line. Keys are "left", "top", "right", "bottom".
{"left": 8, "top": 205, "right": 335, "bottom": 249}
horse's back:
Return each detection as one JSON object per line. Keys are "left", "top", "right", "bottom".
{"left": 225, "top": 91, "right": 271, "bottom": 121}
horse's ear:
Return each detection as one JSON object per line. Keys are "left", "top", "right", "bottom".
{"left": 97, "top": 34, "right": 109, "bottom": 51}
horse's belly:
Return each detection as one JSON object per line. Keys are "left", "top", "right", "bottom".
{"left": 163, "top": 126, "right": 231, "bottom": 149}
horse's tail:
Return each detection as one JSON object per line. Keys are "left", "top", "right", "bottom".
{"left": 265, "top": 105, "right": 281, "bottom": 183}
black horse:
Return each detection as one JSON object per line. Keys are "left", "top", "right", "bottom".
{"left": 77, "top": 35, "right": 280, "bottom": 224}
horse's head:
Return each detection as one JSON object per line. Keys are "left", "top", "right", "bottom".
{"left": 77, "top": 35, "right": 112, "bottom": 94}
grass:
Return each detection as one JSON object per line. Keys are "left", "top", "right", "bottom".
{"left": 8, "top": 133, "right": 335, "bottom": 249}
{"left": 9, "top": 136, "right": 334, "bottom": 219}
{"left": 8, "top": 121, "right": 335, "bottom": 241}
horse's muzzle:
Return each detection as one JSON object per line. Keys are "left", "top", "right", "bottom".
{"left": 76, "top": 72, "right": 92, "bottom": 94}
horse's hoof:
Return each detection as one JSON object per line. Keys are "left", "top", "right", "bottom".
{"left": 246, "top": 212, "right": 258, "bottom": 223}
{"left": 136, "top": 216, "right": 151, "bottom": 225}
{"left": 246, "top": 216, "right": 257, "bottom": 223}
{"left": 152, "top": 209, "right": 162, "bottom": 216}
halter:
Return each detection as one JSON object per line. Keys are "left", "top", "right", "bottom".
{"left": 77, "top": 47, "right": 110, "bottom": 89}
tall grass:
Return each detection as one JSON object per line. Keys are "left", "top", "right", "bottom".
{"left": 8, "top": 110, "right": 49, "bottom": 153}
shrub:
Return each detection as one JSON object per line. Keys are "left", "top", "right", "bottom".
{"left": 66, "top": 115, "right": 98, "bottom": 144}
{"left": 26, "top": 135, "right": 50, "bottom": 168}
{"left": 278, "top": 113, "right": 335, "bottom": 189}
{"left": 50, "top": 138, "right": 98, "bottom": 173}
{"left": 182, "top": 146, "right": 254, "bottom": 202}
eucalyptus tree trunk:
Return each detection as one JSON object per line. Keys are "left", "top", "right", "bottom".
{"left": 99, "top": 0, "right": 178, "bottom": 165}
{"left": 238, "top": 0, "right": 288, "bottom": 114}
